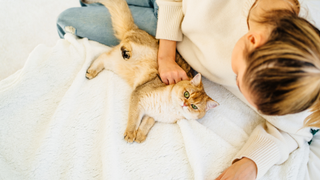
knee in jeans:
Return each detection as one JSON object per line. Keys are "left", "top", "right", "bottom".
{"left": 57, "top": 8, "right": 78, "bottom": 34}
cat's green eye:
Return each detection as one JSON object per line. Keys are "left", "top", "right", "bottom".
{"left": 191, "top": 104, "right": 198, "bottom": 109}
{"left": 184, "top": 91, "right": 190, "bottom": 99}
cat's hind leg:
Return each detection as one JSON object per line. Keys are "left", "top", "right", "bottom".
{"left": 135, "top": 116, "right": 155, "bottom": 143}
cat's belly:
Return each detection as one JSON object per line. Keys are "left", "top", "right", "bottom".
{"left": 140, "top": 89, "right": 184, "bottom": 123}
{"left": 146, "top": 109, "right": 183, "bottom": 124}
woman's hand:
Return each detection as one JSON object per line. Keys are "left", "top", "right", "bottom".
{"left": 215, "top": 157, "right": 257, "bottom": 180}
{"left": 158, "top": 58, "right": 189, "bottom": 85}
{"left": 158, "top": 39, "right": 189, "bottom": 85}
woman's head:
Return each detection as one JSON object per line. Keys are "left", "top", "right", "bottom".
{"left": 231, "top": 0, "right": 299, "bottom": 107}
{"left": 232, "top": 0, "right": 320, "bottom": 128}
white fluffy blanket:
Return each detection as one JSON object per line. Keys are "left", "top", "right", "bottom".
{"left": 0, "top": 34, "right": 309, "bottom": 180}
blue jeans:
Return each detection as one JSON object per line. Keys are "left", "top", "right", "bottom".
{"left": 57, "top": 0, "right": 158, "bottom": 46}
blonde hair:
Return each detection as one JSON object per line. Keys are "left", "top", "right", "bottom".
{"left": 244, "top": 10, "right": 320, "bottom": 128}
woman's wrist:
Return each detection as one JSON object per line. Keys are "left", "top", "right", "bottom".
{"left": 236, "top": 157, "right": 258, "bottom": 177}
{"left": 158, "top": 55, "right": 176, "bottom": 66}
{"left": 158, "top": 39, "right": 177, "bottom": 64}
{"left": 216, "top": 157, "right": 257, "bottom": 180}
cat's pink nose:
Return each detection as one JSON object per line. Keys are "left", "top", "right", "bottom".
{"left": 183, "top": 103, "right": 188, "bottom": 107}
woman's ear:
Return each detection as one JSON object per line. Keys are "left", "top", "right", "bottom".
{"left": 246, "top": 32, "right": 266, "bottom": 50}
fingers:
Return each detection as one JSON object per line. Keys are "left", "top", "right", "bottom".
{"left": 162, "top": 76, "right": 176, "bottom": 85}
{"left": 161, "top": 75, "right": 180, "bottom": 85}
{"left": 161, "top": 77, "right": 169, "bottom": 85}
{"left": 181, "top": 73, "right": 189, "bottom": 81}
{"left": 168, "top": 78, "right": 175, "bottom": 85}
{"left": 160, "top": 71, "right": 188, "bottom": 85}
{"left": 176, "top": 72, "right": 188, "bottom": 83}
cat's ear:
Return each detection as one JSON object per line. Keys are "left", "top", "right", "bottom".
{"left": 206, "top": 98, "right": 219, "bottom": 111}
{"left": 190, "top": 73, "right": 202, "bottom": 87}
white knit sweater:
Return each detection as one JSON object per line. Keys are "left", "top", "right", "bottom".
{"left": 156, "top": 0, "right": 320, "bottom": 178}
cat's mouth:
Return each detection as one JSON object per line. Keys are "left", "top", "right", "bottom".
{"left": 181, "top": 102, "right": 189, "bottom": 110}
{"left": 181, "top": 101, "right": 187, "bottom": 107}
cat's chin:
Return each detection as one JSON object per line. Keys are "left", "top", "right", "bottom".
{"left": 184, "top": 117, "right": 197, "bottom": 121}
{"left": 179, "top": 109, "right": 195, "bottom": 120}
{"left": 180, "top": 105, "right": 188, "bottom": 112}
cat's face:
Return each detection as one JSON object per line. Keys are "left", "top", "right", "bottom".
{"left": 171, "top": 74, "right": 219, "bottom": 120}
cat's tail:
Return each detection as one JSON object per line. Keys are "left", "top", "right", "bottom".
{"left": 81, "top": 0, "right": 137, "bottom": 40}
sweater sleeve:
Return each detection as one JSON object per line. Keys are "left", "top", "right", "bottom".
{"left": 233, "top": 111, "right": 313, "bottom": 179}
{"left": 155, "top": 0, "right": 184, "bottom": 41}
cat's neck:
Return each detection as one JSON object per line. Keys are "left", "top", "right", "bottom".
{"left": 145, "top": 84, "right": 183, "bottom": 123}
{"left": 164, "top": 84, "right": 182, "bottom": 113}
{"left": 163, "top": 84, "right": 175, "bottom": 101}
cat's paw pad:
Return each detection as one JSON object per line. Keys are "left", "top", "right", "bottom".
{"left": 135, "top": 130, "right": 147, "bottom": 143}
{"left": 124, "top": 130, "right": 136, "bottom": 143}
{"left": 86, "top": 68, "right": 97, "bottom": 80}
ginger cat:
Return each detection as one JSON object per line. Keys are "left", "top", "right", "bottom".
{"left": 84, "top": 0, "right": 218, "bottom": 143}
{"left": 126, "top": 73, "right": 219, "bottom": 143}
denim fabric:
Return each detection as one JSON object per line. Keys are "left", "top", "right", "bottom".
{"left": 57, "top": 0, "right": 158, "bottom": 46}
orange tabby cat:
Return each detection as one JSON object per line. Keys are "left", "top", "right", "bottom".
{"left": 126, "top": 73, "right": 219, "bottom": 143}
{"left": 84, "top": 0, "right": 218, "bottom": 143}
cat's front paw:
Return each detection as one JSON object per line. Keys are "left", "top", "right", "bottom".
{"left": 86, "top": 68, "right": 98, "bottom": 80}
{"left": 135, "top": 130, "right": 147, "bottom": 143}
{"left": 124, "top": 130, "right": 136, "bottom": 143}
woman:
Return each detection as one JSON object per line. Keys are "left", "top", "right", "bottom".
{"left": 57, "top": 0, "right": 320, "bottom": 179}
{"left": 156, "top": 0, "right": 320, "bottom": 179}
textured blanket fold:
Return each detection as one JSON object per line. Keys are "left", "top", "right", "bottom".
{"left": 0, "top": 34, "right": 308, "bottom": 180}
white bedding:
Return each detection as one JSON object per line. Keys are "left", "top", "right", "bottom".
{"left": 0, "top": 0, "right": 78, "bottom": 81}
{"left": 0, "top": 34, "right": 310, "bottom": 180}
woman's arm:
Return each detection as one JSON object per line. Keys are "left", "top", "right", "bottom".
{"left": 156, "top": 0, "right": 184, "bottom": 41}
{"left": 158, "top": 39, "right": 188, "bottom": 84}
{"left": 156, "top": 0, "right": 187, "bottom": 84}
{"left": 216, "top": 110, "right": 313, "bottom": 179}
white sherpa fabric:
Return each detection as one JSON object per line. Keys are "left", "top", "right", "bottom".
{"left": 0, "top": 0, "right": 78, "bottom": 81}
{"left": 0, "top": 34, "right": 310, "bottom": 180}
